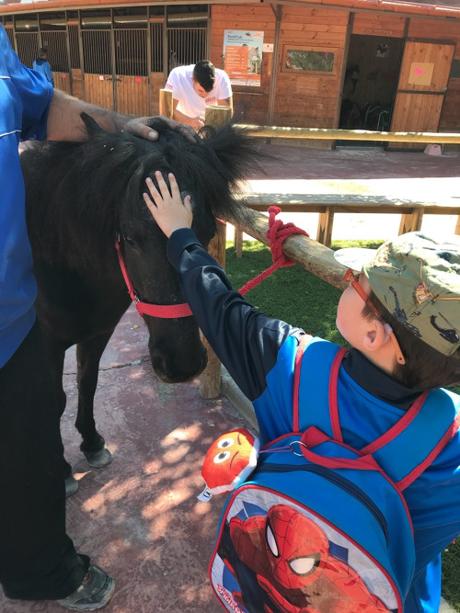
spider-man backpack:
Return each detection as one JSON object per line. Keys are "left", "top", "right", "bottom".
{"left": 206, "top": 338, "right": 460, "bottom": 613}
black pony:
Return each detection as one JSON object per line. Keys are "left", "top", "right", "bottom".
{"left": 21, "top": 115, "right": 255, "bottom": 485}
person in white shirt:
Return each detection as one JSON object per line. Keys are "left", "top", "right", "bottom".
{"left": 165, "top": 60, "right": 233, "bottom": 130}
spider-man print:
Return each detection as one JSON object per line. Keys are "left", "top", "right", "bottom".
{"left": 228, "top": 504, "right": 389, "bottom": 613}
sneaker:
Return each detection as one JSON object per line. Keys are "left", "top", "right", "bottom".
{"left": 65, "top": 475, "right": 79, "bottom": 498}
{"left": 57, "top": 565, "right": 115, "bottom": 611}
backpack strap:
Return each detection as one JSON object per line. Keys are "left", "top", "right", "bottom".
{"left": 293, "top": 341, "right": 460, "bottom": 490}
{"left": 363, "top": 387, "right": 460, "bottom": 490}
{"left": 293, "top": 338, "right": 343, "bottom": 436}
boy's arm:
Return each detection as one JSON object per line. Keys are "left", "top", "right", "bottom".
{"left": 144, "top": 173, "right": 304, "bottom": 401}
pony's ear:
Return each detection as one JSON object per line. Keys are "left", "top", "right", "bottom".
{"left": 80, "top": 112, "right": 104, "bottom": 137}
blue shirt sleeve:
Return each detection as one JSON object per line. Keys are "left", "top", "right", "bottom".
{"left": 3, "top": 30, "right": 53, "bottom": 140}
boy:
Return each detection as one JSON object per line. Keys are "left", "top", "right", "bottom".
{"left": 143, "top": 171, "right": 460, "bottom": 612}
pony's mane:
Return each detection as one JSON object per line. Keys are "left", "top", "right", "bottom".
{"left": 23, "top": 116, "right": 259, "bottom": 267}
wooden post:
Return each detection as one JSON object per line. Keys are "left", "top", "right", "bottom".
{"left": 234, "top": 226, "right": 243, "bottom": 258}
{"left": 199, "top": 106, "right": 232, "bottom": 399}
{"left": 205, "top": 105, "right": 232, "bottom": 127}
{"left": 316, "top": 208, "right": 335, "bottom": 247}
{"left": 199, "top": 220, "right": 226, "bottom": 399}
{"left": 455, "top": 216, "right": 460, "bottom": 236}
{"left": 399, "top": 208, "right": 424, "bottom": 235}
{"left": 159, "top": 88, "right": 173, "bottom": 119}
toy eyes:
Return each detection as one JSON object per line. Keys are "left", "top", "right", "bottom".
{"left": 217, "top": 437, "right": 235, "bottom": 449}
{"left": 213, "top": 451, "right": 231, "bottom": 464}
{"left": 289, "top": 556, "right": 319, "bottom": 576}
{"left": 266, "top": 524, "right": 279, "bottom": 558}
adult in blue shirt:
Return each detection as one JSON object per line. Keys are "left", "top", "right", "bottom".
{"left": 0, "top": 25, "right": 181, "bottom": 611}
{"left": 32, "top": 47, "right": 54, "bottom": 86}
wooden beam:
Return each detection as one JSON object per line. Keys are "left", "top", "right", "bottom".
{"left": 235, "top": 124, "right": 460, "bottom": 144}
{"left": 228, "top": 208, "right": 347, "bottom": 290}
{"left": 199, "top": 106, "right": 232, "bottom": 399}
{"left": 205, "top": 104, "right": 233, "bottom": 127}
{"left": 199, "top": 221, "right": 227, "bottom": 399}
{"left": 398, "top": 208, "right": 424, "bottom": 234}
{"left": 159, "top": 88, "right": 173, "bottom": 119}
{"left": 316, "top": 208, "right": 335, "bottom": 247}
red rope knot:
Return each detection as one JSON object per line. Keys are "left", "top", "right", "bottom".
{"left": 238, "top": 206, "right": 309, "bottom": 296}
{"left": 266, "top": 205, "right": 309, "bottom": 268}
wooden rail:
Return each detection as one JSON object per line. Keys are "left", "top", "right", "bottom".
{"left": 157, "top": 91, "right": 460, "bottom": 397}
{"left": 235, "top": 192, "right": 460, "bottom": 250}
{"left": 234, "top": 124, "right": 460, "bottom": 145}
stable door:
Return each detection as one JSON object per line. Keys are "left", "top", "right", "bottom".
{"left": 390, "top": 40, "right": 455, "bottom": 147}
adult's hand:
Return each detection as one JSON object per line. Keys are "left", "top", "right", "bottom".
{"left": 123, "top": 115, "right": 198, "bottom": 143}
{"left": 47, "top": 91, "right": 198, "bottom": 143}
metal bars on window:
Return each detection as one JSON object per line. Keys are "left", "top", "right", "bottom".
{"left": 167, "top": 28, "right": 207, "bottom": 71}
{"left": 82, "top": 29, "right": 112, "bottom": 75}
{"left": 115, "top": 29, "right": 147, "bottom": 76}
{"left": 40, "top": 30, "right": 69, "bottom": 72}
{"left": 68, "top": 25, "right": 81, "bottom": 69}
{"left": 150, "top": 22, "right": 163, "bottom": 73}
{"left": 15, "top": 32, "right": 39, "bottom": 67}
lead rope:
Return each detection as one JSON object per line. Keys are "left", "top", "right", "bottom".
{"left": 237, "top": 206, "right": 309, "bottom": 296}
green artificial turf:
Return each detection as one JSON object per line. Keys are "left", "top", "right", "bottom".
{"left": 226, "top": 239, "right": 460, "bottom": 611}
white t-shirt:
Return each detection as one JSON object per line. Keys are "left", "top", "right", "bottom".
{"left": 165, "top": 64, "right": 232, "bottom": 120}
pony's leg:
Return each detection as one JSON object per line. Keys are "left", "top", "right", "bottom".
{"left": 41, "top": 336, "right": 78, "bottom": 496}
{"left": 75, "top": 331, "right": 114, "bottom": 468}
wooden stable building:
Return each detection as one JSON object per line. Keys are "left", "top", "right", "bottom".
{"left": 2, "top": 0, "right": 460, "bottom": 135}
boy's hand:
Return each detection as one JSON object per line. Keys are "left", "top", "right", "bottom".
{"left": 144, "top": 172, "right": 193, "bottom": 238}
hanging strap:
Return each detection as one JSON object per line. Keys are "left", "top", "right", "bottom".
{"left": 292, "top": 339, "right": 460, "bottom": 490}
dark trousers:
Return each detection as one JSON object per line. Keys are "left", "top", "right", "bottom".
{"left": 0, "top": 322, "right": 89, "bottom": 600}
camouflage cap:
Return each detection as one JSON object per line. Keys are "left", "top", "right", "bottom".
{"left": 335, "top": 233, "right": 460, "bottom": 357}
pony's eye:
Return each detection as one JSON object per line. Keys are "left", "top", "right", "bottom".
{"left": 213, "top": 451, "right": 231, "bottom": 464}
{"left": 217, "top": 437, "right": 235, "bottom": 449}
{"left": 123, "top": 235, "right": 136, "bottom": 247}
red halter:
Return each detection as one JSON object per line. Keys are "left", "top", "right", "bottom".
{"left": 115, "top": 238, "right": 193, "bottom": 319}
{"left": 115, "top": 206, "right": 308, "bottom": 319}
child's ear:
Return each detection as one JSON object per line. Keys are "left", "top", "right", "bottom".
{"left": 362, "top": 319, "right": 392, "bottom": 353}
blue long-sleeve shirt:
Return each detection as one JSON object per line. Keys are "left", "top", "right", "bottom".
{"left": 0, "top": 27, "right": 53, "bottom": 367}
{"left": 32, "top": 58, "right": 54, "bottom": 86}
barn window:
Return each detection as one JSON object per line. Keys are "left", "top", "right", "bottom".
{"left": 40, "top": 12, "right": 68, "bottom": 73}
{"left": 166, "top": 5, "right": 208, "bottom": 70}
{"left": 15, "top": 14, "right": 39, "bottom": 67}
{"left": 81, "top": 10, "right": 111, "bottom": 75}
{"left": 283, "top": 46, "right": 337, "bottom": 75}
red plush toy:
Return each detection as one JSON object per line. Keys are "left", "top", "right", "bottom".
{"left": 198, "top": 428, "right": 259, "bottom": 502}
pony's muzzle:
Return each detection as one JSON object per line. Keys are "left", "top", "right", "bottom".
{"left": 149, "top": 341, "right": 208, "bottom": 383}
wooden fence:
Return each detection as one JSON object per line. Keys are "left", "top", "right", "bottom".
{"left": 157, "top": 90, "right": 460, "bottom": 398}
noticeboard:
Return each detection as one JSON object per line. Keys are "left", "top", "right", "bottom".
{"left": 223, "top": 30, "right": 264, "bottom": 87}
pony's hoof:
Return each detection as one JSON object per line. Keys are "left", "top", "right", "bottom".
{"left": 84, "top": 447, "right": 113, "bottom": 468}
{"left": 65, "top": 475, "right": 79, "bottom": 498}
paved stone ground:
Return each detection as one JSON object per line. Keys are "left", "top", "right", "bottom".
{"left": 2, "top": 144, "right": 459, "bottom": 612}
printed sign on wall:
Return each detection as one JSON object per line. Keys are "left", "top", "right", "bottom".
{"left": 408, "top": 62, "right": 434, "bottom": 86}
{"left": 223, "top": 30, "right": 264, "bottom": 86}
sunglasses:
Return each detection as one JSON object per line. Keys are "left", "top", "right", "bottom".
{"left": 343, "top": 268, "right": 379, "bottom": 317}
{"left": 343, "top": 269, "right": 406, "bottom": 365}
